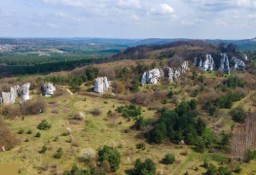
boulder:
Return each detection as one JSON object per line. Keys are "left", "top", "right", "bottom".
{"left": 73, "top": 112, "right": 86, "bottom": 120}
{"left": 141, "top": 68, "right": 163, "bottom": 85}
{"left": 41, "top": 83, "right": 56, "bottom": 96}
{"left": 230, "top": 57, "right": 245, "bottom": 71}
{"left": 94, "top": 77, "right": 110, "bottom": 93}
{"left": 18, "top": 83, "right": 30, "bottom": 101}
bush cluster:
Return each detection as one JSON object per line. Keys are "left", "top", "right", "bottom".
{"left": 98, "top": 146, "right": 121, "bottom": 172}
{"left": 37, "top": 120, "right": 51, "bottom": 130}
{"left": 230, "top": 107, "right": 247, "bottom": 123}
{"left": 204, "top": 93, "right": 244, "bottom": 115}
{"left": 116, "top": 104, "right": 141, "bottom": 119}
{"left": 131, "top": 158, "right": 156, "bottom": 175}
{"left": 0, "top": 119, "right": 17, "bottom": 151}
{"left": 1, "top": 98, "right": 46, "bottom": 118}
{"left": 146, "top": 100, "right": 203, "bottom": 144}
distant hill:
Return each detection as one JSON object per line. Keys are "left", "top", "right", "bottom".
{"left": 111, "top": 40, "right": 217, "bottom": 61}
{"left": 207, "top": 38, "right": 256, "bottom": 51}
{"left": 132, "top": 38, "right": 187, "bottom": 46}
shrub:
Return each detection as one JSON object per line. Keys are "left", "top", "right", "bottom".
{"left": 204, "top": 93, "right": 244, "bottom": 115}
{"left": 116, "top": 104, "right": 141, "bottom": 119}
{"left": 21, "top": 98, "right": 46, "bottom": 115}
{"left": 39, "top": 145, "right": 47, "bottom": 154}
{"left": 131, "top": 158, "right": 156, "bottom": 175}
{"left": 26, "top": 130, "right": 32, "bottom": 134}
{"left": 1, "top": 105, "right": 21, "bottom": 119}
{"left": 161, "top": 153, "right": 175, "bottom": 165}
{"left": 223, "top": 76, "right": 244, "bottom": 88}
{"left": 130, "top": 80, "right": 140, "bottom": 92}
{"left": 63, "top": 165, "right": 106, "bottom": 175}
{"left": 17, "top": 129, "right": 24, "bottom": 134}
{"left": 216, "top": 93, "right": 243, "bottom": 109}
{"left": 233, "top": 165, "right": 242, "bottom": 173}
{"left": 230, "top": 108, "right": 247, "bottom": 123}
{"left": 90, "top": 108, "right": 101, "bottom": 116}
{"left": 136, "top": 143, "right": 146, "bottom": 150}
{"left": 98, "top": 145, "right": 121, "bottom": 172}
{"left": 131, "top": 92, "right": 152, "bottom": 105}
{"left": 112, "top": 81, "right": 125, "bottom": 94}
{"left": 35, "top": 132, "right": 41, "bottom": 137}
{"left": 37, "top": 120, "right": 51, "bottom": 130}
{"left": 146, "top": 101, "right": 205, "bottom": 145}
{"left": 85, "top": 66, "right": 99, "bottom": 81}
{"left": 53, "top": 147, "right": 63, "bottom": 159}
{"left": 244, "top": 150, "right": 256, "bottom": 163}
{"left": 0, "top": 119, "right": 17, "bottom": 151}
{"left": 133, "top": 117, "right": 152, "bottom": 130}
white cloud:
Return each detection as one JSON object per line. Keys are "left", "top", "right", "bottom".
{"left": 149, "top": 3, "right": 175, "bottom": 16}
{"left": 236, "top": 0, "right": 256, "bottom": 8}
{"left": 42, "top": 0, "right": 87, "bottom": 8}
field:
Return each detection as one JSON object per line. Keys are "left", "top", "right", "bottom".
{"left": 0, "top": 89, "right": 204, "bottom": 175}
{"left": 0, "top": 78, "right": 255, "bottom": 175}
{"left": 1, "top": 41, "right": 256, "bottom": 175}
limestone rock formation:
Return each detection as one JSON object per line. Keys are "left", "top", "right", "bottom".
{"left": 230, "top": 57, "right": 245, "bottom": 71}
{"left": 219, "top": 53, "right": 230, "bottom": 74}
{"left": 0, "top": 85, "right": 19, "bottom": 105}
{"left": 166, "top": 61, "right": 189, "bottom": 83}
{"left": 194, "top": 54, "right": 214, "bottom": 71}
{"left": 141, "top": 68, "right": 163, "bottom": 85}
{"left": 18, "top": 83, "right": 30, "bottom": 101}
{"left": 41, "top": 83, "right": 56, "bottom": 96}
{"left": 0, "top": 83, "right": 30, "bottom": 105}
{"left": 194, "top": 53, "right": 244, "bottom": 74}
{"left": 166, "top": 67, "right": 174, "bottom": 82}
{"left": 10, "top": 86, "right": 19, "bottom": 103}
{"left": 2, "top": 92, "right": 12, "bottom": 105}
{"left": 242, "top": 53, "right": 248, "bottom": 61}
{"left": 94, "top": 77, "right": 110, "bottom": 93}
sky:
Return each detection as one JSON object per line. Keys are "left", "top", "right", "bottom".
{"left": 0, "top": 0, "right": 255, "bottom": 39}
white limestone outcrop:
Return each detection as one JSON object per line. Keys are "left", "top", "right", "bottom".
{"left": 141, "top": 68, "right": 163, "bottom": 85}
{"left": 41, "top": 83, "right": 56, "bottom": 96}
{"left": 94, "top": 77, "right": 110, "bottom": 93}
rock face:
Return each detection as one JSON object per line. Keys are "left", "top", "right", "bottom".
{"left": 94, "top": 77, "right": 110, "bottom": 93}
{"left": 10, "top": 86, "right": 19, "bottom": 103}
{"left": 41, "top": 83, "right": 56, "bottom": 96}
{"left": 1, "top": 85, "right": 19, "bottom": 105}
{"left": 141, "top": 68, "right": 163, "bottom": 85}
{"left": 242, "top": 53, "right": 248, "bottom": 61}
{"left": 195, "top": 54, "right": 214, "bottom": 71}
{"left": 219, "top": 53, "right": 230, "bottom": 74}
{"left": 0, "top": 83, "right": 30, "bottom": 105}
{"left": 166, "top": 61, "right": 189, "bottom": 83}
{"left": 141, "top": 61, "right": 189, "bottom": 85}
{"left": 18, "top": 83, "right": 30, "bottom": 101}
{"left": 230, "top": 57, "right": 245, "bottom": 71}
{"left": 194, "top": 53, "right": 247, "bottom": 74}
